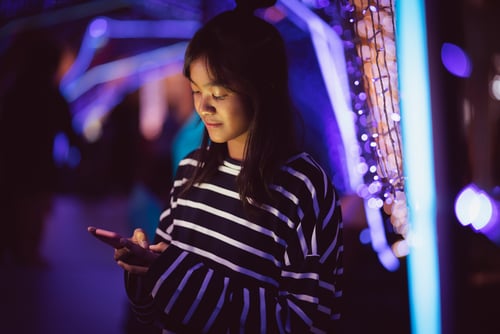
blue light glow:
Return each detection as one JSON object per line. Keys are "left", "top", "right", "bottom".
{"left": 441, "top": 42, "right": 472, "bottom": 78}
{"left": 53, "top": 132, "right": 70, "bottom": 166}
{"left": 279, "top": 0, "right": 364, "bottom": 193}
{"left": 63, "top": 42, "right": 187, "bottom": 102}
{"left": 359, "top": 228, "right": 371, "bottom": 245}
{"left": 279, "top": 0, "right": 404, "bottom": 271}
{"left": 396, "top": 1, "right": 441, "bottom": 334}
{"left": 0, "top": 1, "right": 130, "bottom": 44}
{"left": 60, "top": 18, "right": 200, "bottom": 101}
{"left": 364, "top": 201, "right": 400, "bottom": 272}
{"left": 58, "top": 17, "right": 201, "bottom": 137}
{"left": 89, "top": 17, "right": 108, "bottom": 38}
{"left": 52, "top": 132, "right": 81, "bottom": 168}
{"left": 66, "top": 44, "right": 186, "bottom": 135}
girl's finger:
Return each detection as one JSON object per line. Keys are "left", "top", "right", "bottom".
{"left": 117, "top": 260, "right": 149, "bottom": 275}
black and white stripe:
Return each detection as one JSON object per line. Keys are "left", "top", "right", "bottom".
{"left": 127, "top": 149, "right": 343, "bottom": 333}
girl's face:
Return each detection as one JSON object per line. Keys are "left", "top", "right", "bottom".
{"left": 189, "top": 57, "right": 251, "bottom": 160}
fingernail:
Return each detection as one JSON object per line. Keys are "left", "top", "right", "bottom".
{"left": 136, "top": 231, "right": 146, "bottom": 241}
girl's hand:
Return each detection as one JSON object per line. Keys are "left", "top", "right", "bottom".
{"left": 113, "top": 229, "right": 168, "bottom": 275}
{"left": 149, "top": 242, "right": 169, "bottom": 253}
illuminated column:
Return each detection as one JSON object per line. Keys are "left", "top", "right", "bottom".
{"left": 348, "top": 0, "right": 408, "bottom": 269}
{"left": 350, "top": 0, "right": 441, "bottom": 332}
{"left": 395, "top": 1, "right": 441, "bottom": 334}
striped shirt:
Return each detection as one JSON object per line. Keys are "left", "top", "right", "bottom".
{"left": 126, "top": 149, "right": 343, "bottom": 333}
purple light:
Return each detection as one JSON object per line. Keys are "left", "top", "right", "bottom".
{"left": 53, "top": 132, "right": 69, "bottom": 166}
{"left": 359, "top": 228, "right": 371, "bottom": 244}
{"left": 67, "top": 147, "right": 81, "bottom": 168}
{"left": 52, "top": 132, "right": 81, "bottom": 168}
{"left": 89, "top": 18, "right": 108, "bottom": 38}
{"left": 455, "top": 184, "right": 496, "bottom": 231}
{"left": 364, "top": 200, "right": 400, "bottom": 272}
{"left": 441, "top": 42, "right": 472, "bottom": 78}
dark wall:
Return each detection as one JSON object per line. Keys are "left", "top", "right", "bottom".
{"left": 426, "top": 1, "right": 500, "bottom": 333}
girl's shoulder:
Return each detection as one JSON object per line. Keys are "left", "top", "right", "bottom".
{"left": 278, "top": 152, "right": 333, "bottom": 188}
{"left": 282, "top": 152, "right": 328, "bottom": 175}
{"left": 179, "top": 148, "right": 203, "bottom": 165}
{"left": 274, "top": 152, "right": 336, "bottom": 205}
{"left": 175, "top": 148, "right": 203, "bottom": 178}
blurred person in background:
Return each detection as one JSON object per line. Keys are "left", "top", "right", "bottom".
{"left": 0, "top": 29, "right": 78, "bottom": 266}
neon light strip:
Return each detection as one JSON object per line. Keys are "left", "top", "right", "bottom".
{"left": 60, "top": 18, "right": 200, "bottom": 98}
{"left": 364, "top": 200, "right": 400, "bottom": 271}
{"left": 105, "top": 18, "right": 200, "bottom": 39}
{"left": 81, "top": 63, "right": 182, "bottom": 132}
{"left": 63, "top": 42, "right": 188, "bottom": 102}
{"left": 279, "top": 0, "right": 364, "bottom": 193}
{"left": 395, "top": 1, "right": 441, "bottom": 334}
{"left": 0, "top": 0, "right": 130, "bottom": 41}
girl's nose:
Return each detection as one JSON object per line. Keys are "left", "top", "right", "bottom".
{"left": 198, "top": 95, "right": 215, "bottom": 114}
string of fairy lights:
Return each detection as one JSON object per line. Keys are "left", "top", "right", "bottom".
{"left": 310, "top": 0, "right": 409, "bottom": 257}
{"left": 350, "top": 0, "right": 409, "bottom": 242}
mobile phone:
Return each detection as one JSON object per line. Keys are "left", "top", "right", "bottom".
{"left": 88, "top": 226, "right": 125, "bottom": 249}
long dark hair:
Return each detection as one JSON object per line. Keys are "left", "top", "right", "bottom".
{"left": 182, "top": 0, "right": 298, "bottom": 208}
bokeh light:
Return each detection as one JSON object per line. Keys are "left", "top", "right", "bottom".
{"left": 441, "top": 42, "right": 472, "bottom": 78}
{"left": 455, "top": 184, "right": 496, "bottom": 231}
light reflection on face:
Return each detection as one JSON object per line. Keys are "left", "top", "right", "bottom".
{"left": 189, "top": 57, "right": 251, "bottom": 160}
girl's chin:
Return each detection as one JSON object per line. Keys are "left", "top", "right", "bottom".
{"left": 207, "top": 136, "right": 226, "bottom": 144}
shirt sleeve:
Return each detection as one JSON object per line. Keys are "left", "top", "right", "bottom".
{"left": 277, "top": 183, "right": 343, "bottom": 333}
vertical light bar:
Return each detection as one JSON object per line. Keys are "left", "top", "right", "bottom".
{"left": 395, "top": 1, "right": 441, "bottom": 334}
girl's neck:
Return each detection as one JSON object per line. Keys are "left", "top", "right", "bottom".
{"left": 227, "top": 141, "right": 246, "bottom": 161}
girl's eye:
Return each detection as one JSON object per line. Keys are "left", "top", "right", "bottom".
{"left": 212, "top": 94, "right": 227, "bottom": 101}
{"left": 191, "top": 90, "right": 200, "bottom": 96}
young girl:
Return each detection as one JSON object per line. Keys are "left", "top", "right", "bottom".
{"left": 113, "top": 1, "right": 343, "bottom": 332}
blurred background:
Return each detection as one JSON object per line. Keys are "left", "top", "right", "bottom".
{"left": 0, "top": 0, "right": 499, "bottom": 333}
